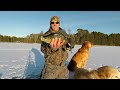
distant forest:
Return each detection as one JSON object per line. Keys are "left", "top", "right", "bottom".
{"left": 0, "top": 28, "right": 120, "bottom": 46}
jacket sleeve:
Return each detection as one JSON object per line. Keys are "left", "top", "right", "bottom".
{"left": 61, "top": 30, "right": 75, "bottom": 51}
{"left": 67, "top": 37, "right": 75, "bottom": 49}
{"left": 63, "top": 37, "right": 75, "bottom": 51}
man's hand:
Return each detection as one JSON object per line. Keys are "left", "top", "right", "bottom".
{"left": 50, "top": 37, "right": 65, "bottom": 49}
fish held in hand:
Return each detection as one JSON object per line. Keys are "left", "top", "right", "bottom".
{"left": 41, "top": 35, "right": 68, "bottom": 44}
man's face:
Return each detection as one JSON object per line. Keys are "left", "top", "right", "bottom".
{"left": 50, "top": 20, "right": 60, "bottom": 32}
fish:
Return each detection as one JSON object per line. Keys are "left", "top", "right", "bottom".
{"left": 41, "top": 34, "right": 73, "bottom": 51}
{"left": 41, "top": 34, "right": 68, "bottom": 44}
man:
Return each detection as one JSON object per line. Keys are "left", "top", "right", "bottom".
{"left": 40, "top": 16, "right": 74, "bottom": 79}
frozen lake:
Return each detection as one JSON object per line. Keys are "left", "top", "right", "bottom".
{"left": 0, "top": 42, "right": 120, "bottom": 79}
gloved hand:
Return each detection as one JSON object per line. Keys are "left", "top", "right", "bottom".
{"left": 67, "top": 38, "right": 74, "bottom": 49}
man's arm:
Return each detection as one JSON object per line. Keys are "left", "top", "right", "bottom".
{"left": 59, "top": 29, "right": 75, "bottom": 50}
{"left": 41, "top": 41, "right": 48, "bottom": 54}
{"left": 67, "top": 37, "right": 75, "bottom": 49}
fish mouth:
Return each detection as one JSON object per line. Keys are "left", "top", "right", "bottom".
{"left": 40, "top": 36, "right": 51, "bottom": 43}
{"left": 41, "top": 36, "right": 44, "bottom": 41}
{"left": 41, "top": 36, "right": 47, "bottom": 42}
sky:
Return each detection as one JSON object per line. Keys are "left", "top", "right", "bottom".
{"left": 0, "top": 11, "right": 120, "bottom": 37}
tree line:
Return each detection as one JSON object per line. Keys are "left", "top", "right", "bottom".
{"left": 0, "top": 29, "right": 120, "bottom": 46}
{"left": 73, "top": 28, "right": 120, "bottom": 46}
{"left": 0, "top": 31, "right": 43, "bottom": 43}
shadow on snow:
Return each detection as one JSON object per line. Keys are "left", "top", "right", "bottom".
{"left": 23, "top": 48, "right": 45, "bottom": 79}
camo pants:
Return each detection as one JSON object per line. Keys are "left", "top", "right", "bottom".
{"left": 40, "top": 63, "right": 69, "bottom": 79}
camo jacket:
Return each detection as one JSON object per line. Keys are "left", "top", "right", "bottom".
{"left": 41, "top": 27, "right": 74, "bottom": 65}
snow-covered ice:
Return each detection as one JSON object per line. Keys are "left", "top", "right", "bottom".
{"left": 0, "top": 43, "right": 120, "bottom": 79}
